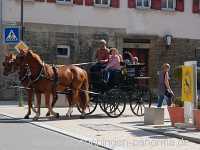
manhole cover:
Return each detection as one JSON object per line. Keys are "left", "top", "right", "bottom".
{"left": 80, "top": 124, "right": 126, "bottom": 131}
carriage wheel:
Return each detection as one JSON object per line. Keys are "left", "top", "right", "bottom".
{"left": 102, "top": 89, "right": 127, "bottom": 118}
{"left": 99, "top": 102, "right": 106, "bottom": 112}
{"left": 77, "top": 97, "right": 98, "bottom": 116}
{"left": 130, "top": 99, "right": 145, "bottom": 116}
{"left": 130, "top": 88, "right": 152, "bottom": 116}
{"left": 103, "top": 101, "right": 126, "bottom": 118}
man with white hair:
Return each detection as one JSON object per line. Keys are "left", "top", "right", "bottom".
{"left": 90, "top": 39, "right": 109, "bottom": 72}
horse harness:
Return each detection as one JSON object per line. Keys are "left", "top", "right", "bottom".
{"left": 19, "top": 62, "right": 59, "bottom": 90}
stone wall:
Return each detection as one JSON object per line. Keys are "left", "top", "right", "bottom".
{"left": 1, "top": 23, "right": 200, "bottom": 100}
{"left": 149, "top": 38, "right": 200, "bottom": 96}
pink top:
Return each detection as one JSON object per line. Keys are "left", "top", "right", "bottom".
{"left": 106, "top": 55, "right": 121, "bottom": 70}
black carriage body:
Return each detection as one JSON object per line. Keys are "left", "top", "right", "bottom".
{"left": 80, "top": 64, "right": 152, "bottom": 118}
{"left": 89, "top": 63, "right": 149, "bottom": 99}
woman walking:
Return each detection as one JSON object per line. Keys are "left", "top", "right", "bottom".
{"left": 157, "top": 63, "right": 174, "bottom": 107}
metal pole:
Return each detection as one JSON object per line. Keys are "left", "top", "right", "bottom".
{"left": 21, "top": 0, "right": 24, "bottom": 41}
{"left": 0, "top": 0, "right": 3, "bottom": 44}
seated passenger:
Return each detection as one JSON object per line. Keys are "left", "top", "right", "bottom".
{"left": 132, "top": 56, "right": 139, "bottom": 64}
{"left": 126, "top": 56, "right": 139, "bottom": 77}
{"left": 103, "top": 48, "right": 121, "bottom": 83}
{"left": 90, "top": 39, "right": 109, "bottom": 72}
{"left": 123, "top": 50, "right": 134, "bottom": 65}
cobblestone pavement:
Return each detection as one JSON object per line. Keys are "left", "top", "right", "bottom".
{"left": 0, "top": 102, "right": 200, "bottom": 150}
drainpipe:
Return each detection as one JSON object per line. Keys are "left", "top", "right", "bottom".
{"left": 21, "top": 0, "right": 24, "bottom": 41}
{"left": 0, "top": 0, "right": 3, "bottom": 44}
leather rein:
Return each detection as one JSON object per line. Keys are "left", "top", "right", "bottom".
{"left": 19, "top": 61, "right": 56, "bottom": 88}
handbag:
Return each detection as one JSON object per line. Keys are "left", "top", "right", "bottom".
{"left": 165, "top": 89, "right": 173, "bottom": 98}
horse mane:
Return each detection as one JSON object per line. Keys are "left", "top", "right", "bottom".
{"left": 29, "top": 50, "right": 43, "bottom": 65}
{"left": 11, "top": 53, "right": 16, "bottom": 60}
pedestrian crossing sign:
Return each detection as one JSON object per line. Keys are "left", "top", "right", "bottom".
{"left": 3, "top": 27, "right": 20, "bottom": 44}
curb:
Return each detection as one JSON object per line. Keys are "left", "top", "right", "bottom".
{"left": 136, "top": 126, "right": 200, "bottom": 144}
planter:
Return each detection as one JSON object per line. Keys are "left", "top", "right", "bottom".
{"left": 168, "top": 107, "right": 184, "bottom": 126}
{"left": 193, "top": 109, "right": 200, "bottom": 130}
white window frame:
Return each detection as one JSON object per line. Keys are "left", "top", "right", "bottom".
{"left": 94, "top": 0, "right": 111, "bottom": 8}
{"left": 161, "top": 0, "right": 176, "bottom": 11}
{"left": 136, "top": 0, "right": 151, "bottom": 9}
{"left": 23, "top": 0, "right": 34, "bottom": 2}
{"left": 56, "top": 45, "right": 70, "bottom": 58}
{"left": 56, "top": 0, "right": 73, "bottom": 5}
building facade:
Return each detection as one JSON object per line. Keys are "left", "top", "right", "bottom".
{"left": 1, "top": 0, "right": 200, "bottom": 100}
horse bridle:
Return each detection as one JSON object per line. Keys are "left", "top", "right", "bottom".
{"left": 16, "top": 53, "right": 46, "bottom": 87}
{"left": 19, "top": 62, "right": 46, "bottom": 87}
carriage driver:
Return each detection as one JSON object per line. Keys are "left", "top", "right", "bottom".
{"left": 90, "top": 39, "right": 110, "bottom": 72}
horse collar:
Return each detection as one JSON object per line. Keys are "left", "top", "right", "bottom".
{"left": 31, "top": 62, "right": 45, "bottom": 83}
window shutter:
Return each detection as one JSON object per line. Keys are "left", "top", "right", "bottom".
{"left": 85, "top": 0, "right": 93, "bottom": 6}
{"left": 176, "top": 0, "right": 184, "bottom": 12}
{"left": 74, "top": 0, "right": 83, "bottom": 5}
{"left": 47, "top": 0, "right": 56, "bottom": 3}
{"left": 35, "top": 0, "right": 45, "bottom": 2}
{"left": 128, "top": 0, "right": 136, "bottom": 8}
{"left": 111, "top": 0, "right": 120, "bottom": 8}
{"left": 193, "top": 0, "right": 200, "bottom": 13}
{"left": 151, "top": 0, "right": 161, "bottom": 10}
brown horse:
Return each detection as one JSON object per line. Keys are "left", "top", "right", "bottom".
{"left": 2, "top": 53, "right": 37, "bottom": 119}
{"left": 16, "top": 48, "right": 89, "bottom": 120}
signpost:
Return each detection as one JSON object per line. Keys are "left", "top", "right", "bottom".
{"left": 183, "top": 61, "right": 197, "bottom": 125}
{"left": 15, "top": 41, "right": 29, "bottom": 52}
{"left": 3, "top": 26, "right": 20, "bottom": 44}
{"left": 182, "top": 66, "right": 194, "bottom": 102}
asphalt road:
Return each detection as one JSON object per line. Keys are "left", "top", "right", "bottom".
{"left": 0, "top": 115, "right": 105, "bottom": 150}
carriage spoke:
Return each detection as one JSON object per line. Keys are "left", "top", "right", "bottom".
{"left": 140, "top": 105, "right": 143, "bottom": 115}
{"left": 133, "top": 102, "right": 138, "bottom": 111}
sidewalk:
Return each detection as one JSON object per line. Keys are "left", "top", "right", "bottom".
{"left": 0, "top": 101, "right": 200, "bottom": 150}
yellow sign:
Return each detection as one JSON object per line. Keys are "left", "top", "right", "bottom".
{"left": 15, "top": 41, "right": 29, "bottom": 52}
{"left": 182, "top": 66, "right": 194, "bottom": 102}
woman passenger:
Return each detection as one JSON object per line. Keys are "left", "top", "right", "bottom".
{"left": 103, "top": 48, "right": 121, "bottom": 83}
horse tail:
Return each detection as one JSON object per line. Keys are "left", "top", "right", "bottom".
{"left": 79, "top": 70, "right": 90, "bottom": 112}
{"left": 70, "top": 66, "right": 89, "bottom": 111}
{"left": 82, "top": 70, "right": 90, "bottom": 103}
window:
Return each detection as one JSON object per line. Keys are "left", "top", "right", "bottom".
{"left": 162, "top": 0, "right": 176, "bottom": 10}
{"left": 56, "top": 45, "right": 70, "bottom": 58}
{"left": 24, "top": 0, "right": 33, "bottom": 1}
{"left": 94, "top": 0, "right": 111, "bottom": 7}
{"left": 193, "top": 0, "right": 200, "bottom": 13}
{"left": 56, "top": 0, "right": 73, "bottom": 4}
{"left": 136, "top": 0, "right": 151, "bottom": 8}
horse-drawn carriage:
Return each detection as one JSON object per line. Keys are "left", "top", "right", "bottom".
{"left": 77, "top": 63, "right": 152, "bottom": 118}
{"left": 2, "top": 49, "right": 152, "bottom": 119}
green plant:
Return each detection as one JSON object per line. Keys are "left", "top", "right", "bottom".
{"left": 198, "top": 101, "right": 200, "bottom": 109}
{"left": 174, "top": 97, "right": 184, "bottom": 107}
{"left": 173, "top": 66, "right": 182, "bottom": 81}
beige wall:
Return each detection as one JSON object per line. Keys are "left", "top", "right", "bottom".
{"left": 2, "top": 0, "right": 200, "bottom": 39}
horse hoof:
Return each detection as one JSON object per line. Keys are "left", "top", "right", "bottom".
{"left": 66, "top": 113, "right": 71, "bottom": 118}
{"left": 24, "top": 115, "right": 29, "bottom": 119}
{"left": 33, "top": 117, "right": 39, "bottom": 121}
{"left": 80, "top": 115, "right": 85, "bottom": 119}
{"left": 46, "top": 112, "right": 50, "bottom": 117}
{"left": 55, "top": 113, "right": 60, "bottom": 118}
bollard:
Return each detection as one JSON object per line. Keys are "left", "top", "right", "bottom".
{"left": 18, "top": 88, "right": 24, "bottom": 107}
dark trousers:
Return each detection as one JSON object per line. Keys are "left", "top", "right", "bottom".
{"left": 90, "top": 63, "right": 106, "bottom": 72}
{"left": 157, "top": 95, "right": 172, "bottom": 107}
{"left": 103, "top": 69, "right": 120, "bottom": 83}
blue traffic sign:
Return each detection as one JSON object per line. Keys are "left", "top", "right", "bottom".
{"left": 3, "top": 27, "right": 20, "bottom": 44}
